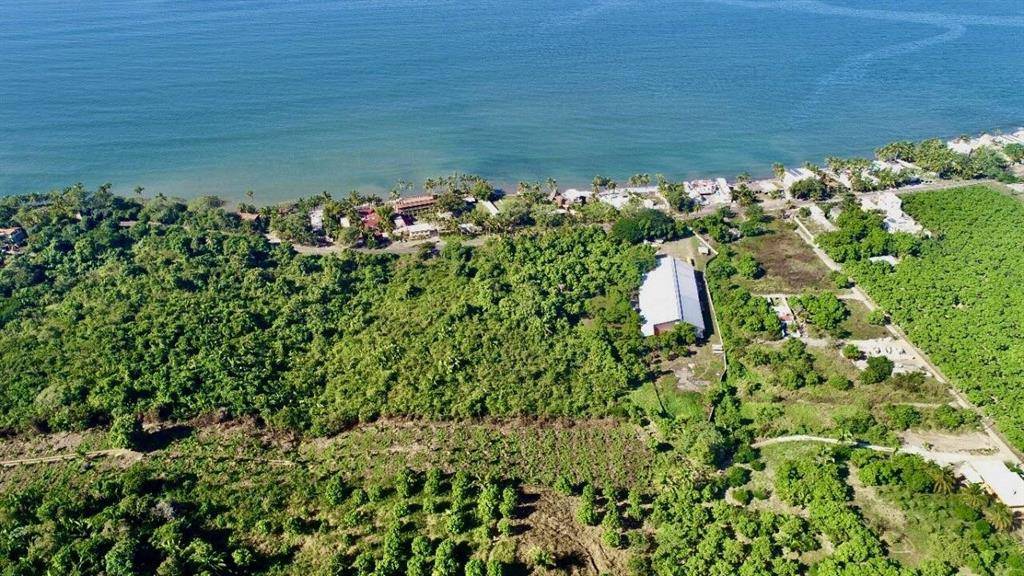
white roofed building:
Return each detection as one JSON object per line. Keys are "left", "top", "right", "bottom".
{"left": 684, "top": 178, "right": 732, "bottom": 205}
{"left": 782, "top": 168, "right": 818, "bottom": 191}
{"left": 309, "top": 207, "right": 325, "bottom": 232}
{"left": 400, "top": 222, "right": 439, "bottom": 241}
{"left": 638, "top": 257, "right": 706, "bottom": 338}
{"left": 860, "top": 192, "right": 923, "bottom": 234}
{"left": 480, "top": 200, "right": 500, "bottom": 216}
{"left": 957, "top": 460, "right": 1024, "bottom": 508}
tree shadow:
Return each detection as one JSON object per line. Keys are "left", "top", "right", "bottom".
{"left": 138, "top": 424, "right": 194, "bottom": 452}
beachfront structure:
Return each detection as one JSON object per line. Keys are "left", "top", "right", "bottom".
{"left": 597, "top": 190, "right": 632, "bottom": 210}
{"left": 750, "top": 179, "right": 782, "bottom": 195}
{"left": 309, "top": 207, "right": 325, "bottom": 232}
{"left": 782, "top": 168, "right": 818, "bottom": 192}
{"left": 956, "top": 460, "right": 1024, "bottom": 508}
{"left": 859, "top": 192, "right": 923, "bottom": 235}
{"left": 395, "top": 194, "right": 438, "bottom": 216}
{"left": 551, "top": 188, "right": 593, "bottom": 207}
{"left": 638, "top": 256, "right": 706, "bottom": 338}
{"left": 948, "top": 129, "right": 1024, "bottom": 155}
{"left": 592, "top": 186, "right": 659, "bottom": 211}
{"left": 401, "top": 222, "right": 439, "bottom": 241}
{"left": 684, "top": 178, "right": 731, "bottom": 205}
{"left": 0, "top": 227, "right": 27, "bottom": 245}
{"left": 339, "top": 206, "right": 384, "bottom": 230}
{"left": 480, "top": 200, "right": 500, "bottom": 216}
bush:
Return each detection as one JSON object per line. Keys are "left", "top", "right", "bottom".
{"left": 883, "top": 405, "right": 922, "bottom": 430}
{"left": 861, "top": 356, "right": 894, "bottom": 385}
{"left": 732, "top": 489, "right": 753, "bottom": 505}
{"left": 528, "top": 547, "right": 555, "bottom": 568}
{"left": 735, "top": 254, "right": 764, "bottom": 280}
{"left": 931, "top": 405, "right": 979, "bottom": 430}
{"left": 830, "top": 271, "right": 852, "bottom": 289}
{"left": 609, "top": 209, "right": 678, "bottom": 244}
{"left": 794, "top": 292, "right": 849, "bottom": 337}
{"left": 789, "top": 178, "right": 830, "bottom": 201}
{"left": 866, "top": 309, "right": 888, "bottom": 326}
{"left": 827, "top": 374, "right": 853, "bottom": 390}
{"left": 724, "top": 467, "right": 751, "bottom": 488}
{"left": 108, "top": 413, "right": 143, "bottom": 450}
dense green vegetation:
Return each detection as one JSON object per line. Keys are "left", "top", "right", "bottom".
{"left": 816, "top": 196, "right": 920, "bottom": 263}
{"left": 0, "top": 186, "right": 659, "bottom": 435}
{"left": 833, "top": 186, "right": 1024, "bottom": 449}
{"left": 0, "top": 456, "right": 538, "bottom": 575}
{"left": 1, "top": 183, "right": 1022, "bottom": 575}
{"left": 875, "top": 139, "right": 1019, "bottom": 182}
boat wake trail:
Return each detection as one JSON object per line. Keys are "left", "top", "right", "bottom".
{"left": 693, "top": 0, "right": 1024, "bottom": 28}
{"left": 692, "top": 0, "right": 1023, "bottom": 126}
{"left": 796, "top": 24, "right": 967, "bottom": 121}
{"left": 539, "top": 0, "right": 638, "bottom": 29}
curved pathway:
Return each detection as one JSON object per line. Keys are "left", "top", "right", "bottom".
{"left": 753, "top": 434, "right": 1012, "bottom": 467}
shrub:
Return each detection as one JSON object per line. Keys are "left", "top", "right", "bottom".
{"left": 861, "top": 356, "right": 894, "bottom": 385}
{"left": 883, "top": 405, "right": 922, "bottom": 431}
{"left": 842, "top": 343, "right": 863, "bottom": 360}
{"left": 108, "top": 413, "right": 143, "bottom": 450}
{"left": 830, "top": 271, "right": 852, "bottom": 289}
{"left": 866, "top": 309, "right": 888, "bottom": 326}
{"left": 732, "top": 489, "right": 753, "bottom": 505}
{"left": 827, "top": 374, "right": 853, "bottom": 390}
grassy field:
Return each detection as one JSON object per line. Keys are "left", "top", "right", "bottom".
{"left": 303, "top": 420, "right": 654, "bottom": 489}
{"left": 728, "top": 220, "right": 833, "bottom": 294}
{"left": 630, "top": 376, "right": 706, "bottom": 422}
{"left": 839, "top": 299, "right": 890, "bottom": 340}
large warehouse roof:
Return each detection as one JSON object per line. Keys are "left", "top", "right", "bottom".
{"left": 638, "top": 256, "right": 706, "bottom": 337}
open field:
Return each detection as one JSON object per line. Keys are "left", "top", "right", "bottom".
{"left": 839, "top": 298, "right": 890, "bottom": 340}
{"left": 306, "top": 419, "right": 654, "bottom": 488}
{"left": 728, "top": 220, "right": 834, "bottom": 293}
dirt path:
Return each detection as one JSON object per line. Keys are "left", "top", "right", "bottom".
{"left": 753, "top": 434, "right": 895, "bottom": 453}
{"left": 0, "top": 448, "right": 142, "bottom": 467}
{"left": 754, "top": 434, "right": 1016, "bottom": 468}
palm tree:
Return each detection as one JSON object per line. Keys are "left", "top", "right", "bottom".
{"left": 133, "top": 186, "right": 145, "bottom": 198}
{"left": 962, "top": 483, "right": 990, "bottom": 509}
{"left": 772, "top": 163, "right": 786, "bottom": 182}
{"left": 984, "top": 503, "right": 1015, "bottom": 533}
{"left": 545, "top": 178, "right": 558, "bottom": 195}
{"left": 628, "top": 173, "right": 650, "bottom": 187}
{"left": 929, "top": 467, "right": 955, "bottom": 495}
{"left": 245, "top": 189, "right": 255, "bottom": 203}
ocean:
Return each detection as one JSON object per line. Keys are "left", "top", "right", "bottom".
{"left": 2, "top": 0, "right": 1022, "bottom": 201}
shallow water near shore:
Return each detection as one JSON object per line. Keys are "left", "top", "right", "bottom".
{"left": 1, "top": 0, "right": 1022, "bottom": 201}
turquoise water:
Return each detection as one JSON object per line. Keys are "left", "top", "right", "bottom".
{"left": 2, "top": 0, "right": 1022, "bottom": 201}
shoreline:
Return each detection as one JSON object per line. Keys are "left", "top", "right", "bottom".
{"left": 3, "top": 124, "right": 1022, "bottom": 207}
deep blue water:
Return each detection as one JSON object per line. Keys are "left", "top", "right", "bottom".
{"left": 2, "top": 0, "right": 1022, "bottom": 201}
